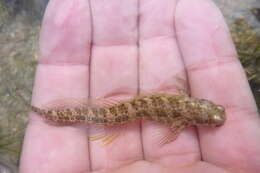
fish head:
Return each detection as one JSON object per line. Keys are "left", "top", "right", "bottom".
{"left": 191, "top": 99, "right": 226, "bottom": 127}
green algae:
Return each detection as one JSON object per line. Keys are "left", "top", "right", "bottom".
{"left": 0, "top": 0, "right": 10, "bottom": 28}
{"left": 0, "top": 9, "right": 38, "bottom": 166}
{"left": 230, "top": 18, "right": 260, "bottom": 108}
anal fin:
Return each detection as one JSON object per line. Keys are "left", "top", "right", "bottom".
{"left": 89, "top": 125, "right": 127, "bottom": 146}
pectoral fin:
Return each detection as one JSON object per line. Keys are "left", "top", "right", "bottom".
{"left": 158, "top": 118, "right": 189, "bottom": 146}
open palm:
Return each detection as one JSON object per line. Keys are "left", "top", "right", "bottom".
{"left": 20, "top": 0, "right": 260, "bottom": 172}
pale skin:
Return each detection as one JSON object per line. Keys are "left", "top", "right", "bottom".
{"left": 19, "top": 0, "right": 260, "bottom": 172}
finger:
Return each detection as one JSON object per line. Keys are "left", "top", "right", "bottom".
{"left": 19, "top": 0, "right": 92, "bottom": 172}
{"left": 175, "top": 0, "right": 260, "bottom": 172}
{"left": 88, "top": 0, "right": 142, "bottom": 171}
{"left": 139, "top": 0, "right": 200, "bottom": 167}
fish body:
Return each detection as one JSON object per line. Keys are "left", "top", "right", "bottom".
{"left": 31, "top": 93, "right": 226, "bottom": 127}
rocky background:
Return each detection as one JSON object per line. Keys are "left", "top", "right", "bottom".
{"left": 0, "top": 0, "right": 259, "bottom": 171}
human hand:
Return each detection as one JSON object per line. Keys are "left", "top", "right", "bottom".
{"left": 19, "top": 0, "right": 260, "bottom": 172}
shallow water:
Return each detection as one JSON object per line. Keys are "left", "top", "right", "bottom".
{"left": 0, "top": 0, "right": 259, "bottom": 171}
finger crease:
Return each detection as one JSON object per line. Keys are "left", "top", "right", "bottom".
{"left": 186, "top": 56, "right": 237, "bottom": 72}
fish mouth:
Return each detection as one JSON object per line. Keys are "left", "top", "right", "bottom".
{"left": 210, "top": 122, "right": 224, "bottom": 128}
{"left": 215, "top": 118, "right": 226, "bottom": 126}
{"left": 215, "top": 123, "right": 224, "bottom": 127}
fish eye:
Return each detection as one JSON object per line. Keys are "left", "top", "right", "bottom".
{"left": 200, "top": 99, "right": 210, "bottom": 104}
{"left": 216, "top": 105, "right": 225, "bottom": 112}
{"left": 213, "top": 114, "right": 220, "bottom": 120}
{"left": 199, "top": 99, "right": 212, "bottom": 108}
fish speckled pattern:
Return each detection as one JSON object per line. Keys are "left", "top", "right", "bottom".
{"left": 30, "top": 93, "right": 226, "bottom": 142}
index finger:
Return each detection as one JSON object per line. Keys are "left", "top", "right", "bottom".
{"left": 19, "top": 0, "right": 92, "bottom": 172}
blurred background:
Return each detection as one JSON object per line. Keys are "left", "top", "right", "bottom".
{"left": 0, "top": 0, "right": 259, "bottom": 172}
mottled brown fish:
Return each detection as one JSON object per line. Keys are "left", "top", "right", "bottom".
{"left": 29, "top": 93, "right": 226, "bottom": 144}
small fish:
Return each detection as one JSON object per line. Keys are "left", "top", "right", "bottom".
{"left": 29, "top": 93, "right": 226, "bottom": 145}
